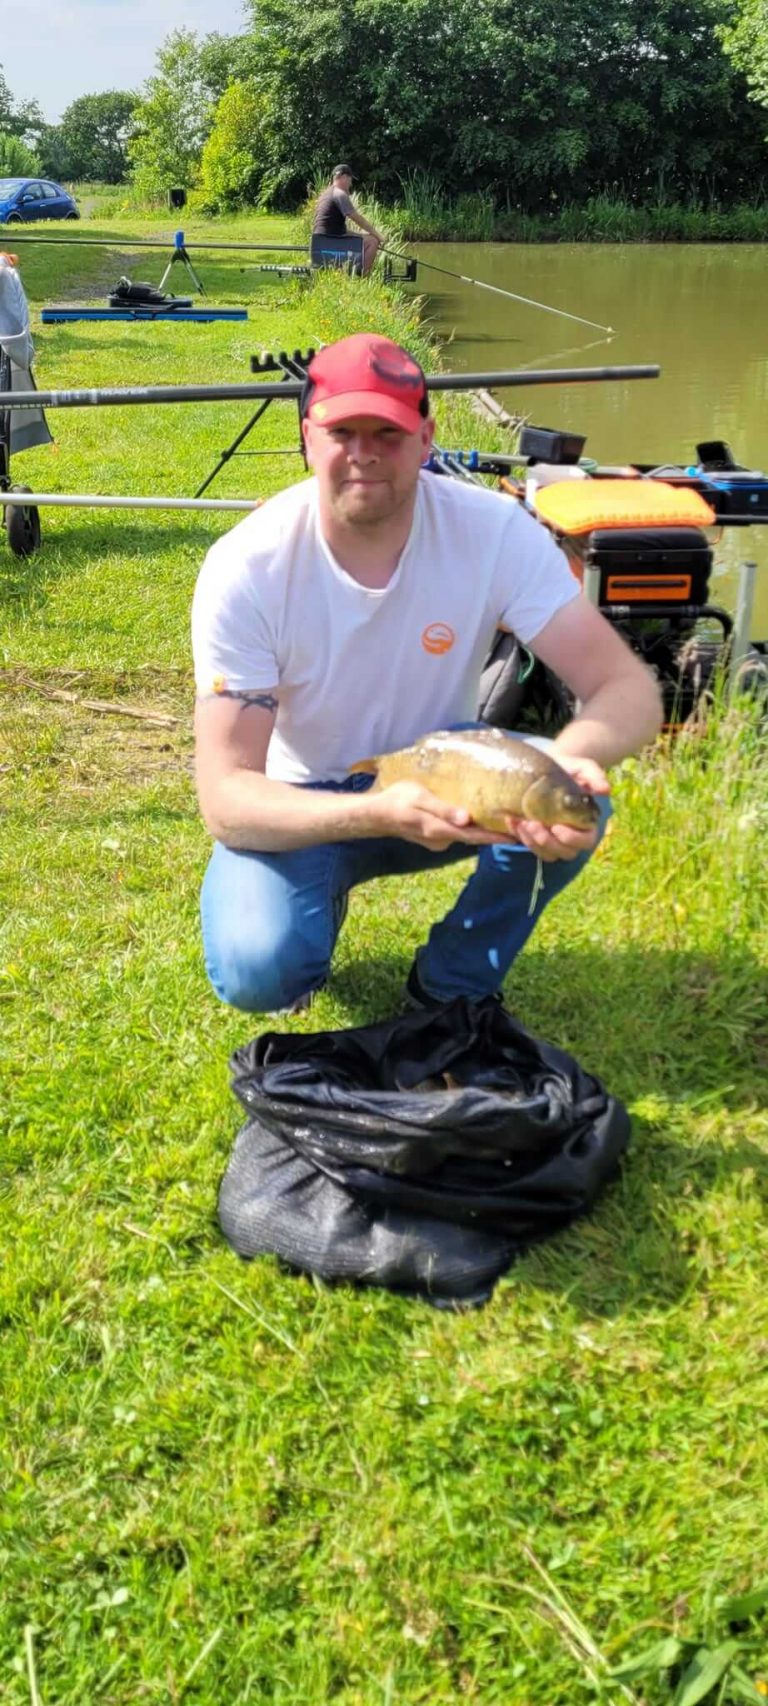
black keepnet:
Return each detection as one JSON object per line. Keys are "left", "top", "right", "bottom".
{"left": 220, "top": 998, "right": 630, "bottom": 1305}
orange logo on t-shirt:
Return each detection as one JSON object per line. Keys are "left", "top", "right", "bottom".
{"left": 421, "top": 621, "right": 456, "bottom": 655}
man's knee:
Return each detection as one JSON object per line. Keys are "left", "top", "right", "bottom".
{"left": 203, "top": 918, "right": 329, "bottom": 1014}
{"left": 362, "top": 235, "right": 380, "bottom": 275}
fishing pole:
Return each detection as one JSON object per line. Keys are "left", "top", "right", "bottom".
{"left": 0, "top": 234, "right": 307, "bottom": 252}
{"left": 384, "top": 248, "right": 615, "bottom": 335}
{"left": 0, "top": 365, "right": 660, "bottom": 411}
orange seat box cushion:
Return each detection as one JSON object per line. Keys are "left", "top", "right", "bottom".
{"left": 533, "top": 478, "right": 715, "bottom": 535}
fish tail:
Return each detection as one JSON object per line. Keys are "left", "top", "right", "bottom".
{"left": 348, "top": 756, "right": 378, "bottom": 775}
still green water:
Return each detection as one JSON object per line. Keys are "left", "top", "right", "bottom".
{"left": 414, "top": 241, "right": 768, "bottom": 636}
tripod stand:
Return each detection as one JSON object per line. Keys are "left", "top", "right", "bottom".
{"left": 194, "top": 350, "right": 314, "bottom": 498}
{"left": 158, "top": 230, "right": 206, "bottom": 296}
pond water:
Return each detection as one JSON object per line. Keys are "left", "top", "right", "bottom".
{"left": 413, "top": 241, "right": 768, "bottom": 636}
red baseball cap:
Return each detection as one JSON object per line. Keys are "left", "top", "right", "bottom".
{"left": 303, "top": 333, "right": 430, "bottom": 433}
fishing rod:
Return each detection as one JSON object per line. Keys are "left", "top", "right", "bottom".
{"left": 384, "top": 247, "right": 614, "bottom": 335}
{"left": 0, "top": 364, "right": 659, "bottom": 411}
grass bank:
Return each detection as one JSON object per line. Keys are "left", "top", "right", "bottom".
{"left": 1, "top": 217, "right": 768, "bottom": 1705}
{"left": 388, "top": 194, "right": 768, "bottom": 245}
{"left": 306, "top": 174, "right": 768, "bottom": 245}
{"left": 63, "top": 178, "right": 768, "bottom": 243}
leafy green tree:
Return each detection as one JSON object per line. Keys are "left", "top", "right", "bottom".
{"left": 240, "top": 0, "right": 766, "bottom": 207}
{"left": 0, "top": 64, "right": 44, "bottom": 148}
{"left": 718, "top": 0, "right": 768, "bottom": 113}
{"left": 129, "top": 29, "right": 218, "bottom": 196}
{"left": 51, "top": 92, "right": 137, "bottom": 183}
{"left": 199, "top": 32, "right": 259, "bottom": 101}
{"left": 0, "top": 67, "right": 14, "bottom": 134}
{"left": 35, "top": 125, "right": 70, "bottom": 182}
{"left": 0, "top": 133, "right": 40, "bottom": 176}
{"left": 198, "top": 80, "right": 267, "bottom": 209}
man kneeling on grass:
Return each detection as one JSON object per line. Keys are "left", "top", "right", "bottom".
{"left": 192, "top": 332, "right": 662, "bottom": 1014}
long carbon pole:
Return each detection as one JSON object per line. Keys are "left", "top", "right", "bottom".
{"left": 0, "top": 365, "right": 660, "bottom": 411}
{"left": 384, "top": 248, "right": 614, "bottom": 333}
{"left": 0, "top": 235, "right": 307, "bottom": 252}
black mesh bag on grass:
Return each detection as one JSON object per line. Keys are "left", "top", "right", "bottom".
{"left": 218, "top": 997, "right": 630, "bottom": 1306}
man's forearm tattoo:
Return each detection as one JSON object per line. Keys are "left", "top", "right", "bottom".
{"left": 201, "top": 688, "right": 279, "bottom": 713}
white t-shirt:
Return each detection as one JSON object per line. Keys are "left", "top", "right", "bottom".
{"left": 191, "top": 471, "right": 580, "bottom": 783}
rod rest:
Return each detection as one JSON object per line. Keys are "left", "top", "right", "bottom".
{"left": 250, "top": 349, "right": 316, "bottom": 375}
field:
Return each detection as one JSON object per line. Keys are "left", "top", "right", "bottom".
{"left": 1, "top": 215, "right": 767, "bottom": 1706}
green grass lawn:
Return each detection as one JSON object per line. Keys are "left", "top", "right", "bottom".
{"left": 1, "top": 217, "right": 767, "bottom": 1706}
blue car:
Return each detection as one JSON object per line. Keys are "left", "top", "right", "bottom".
{"left": 0, "top": 177, "right": 79, "bottom": 224}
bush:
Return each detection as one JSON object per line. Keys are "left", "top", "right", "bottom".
{"left": 198, "top": 81, "right": 265, "bottom": 212}
{"left": 0, "top": 133, "right": 40, "bottom": 176}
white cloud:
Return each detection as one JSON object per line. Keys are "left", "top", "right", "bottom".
{"left": 1, "top": 0, "right": 247, "bottom": 121}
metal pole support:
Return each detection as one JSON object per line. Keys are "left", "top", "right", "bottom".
{"left": 2, "top": 491, "right": 261, "bottom": 513}
{"left": 158, "top": 230, "right": 206, "bottom": 295}
{"left": 729, "top": 559, "right": 757, "bottom": 696}
{"left": 583, "top": 565, "right": 602, "bottom": 609}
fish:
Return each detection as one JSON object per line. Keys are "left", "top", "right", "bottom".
{"left": 349, "top": 727, "right": 600, "bottom": 833}
{"left": 409, "top": 1072, "right": 525, "bottom": 1099}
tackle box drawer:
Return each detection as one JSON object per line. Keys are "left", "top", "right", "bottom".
{"left": 575, "top": 526, "right": 712, "bottom": 605}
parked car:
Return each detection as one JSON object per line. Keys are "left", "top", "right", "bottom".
{"left": 0, "top": 178, "right": 79, "bottom": 224}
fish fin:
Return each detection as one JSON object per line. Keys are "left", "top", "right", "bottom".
{"left": 348, "top": 756, "right": 378, "bottom": 775}
{"left": 519, "top": 775, "right": 556, "bottom": 824}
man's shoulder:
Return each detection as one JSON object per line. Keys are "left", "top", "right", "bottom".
{"left": 201, "top": 478, "right": 315, "bottom": 577}
{"left": 418, "top": 469, "right": 525, "bottom": 531}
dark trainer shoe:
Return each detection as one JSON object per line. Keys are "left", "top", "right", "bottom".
{"left": 402, "top": 963, "right": 445, "bottom": 1010}
{"left": 403, "top": 963, "right": 507, "bottom": 1011}
{"left": 269, "top": 981, "right": 326, "bottom": 1018}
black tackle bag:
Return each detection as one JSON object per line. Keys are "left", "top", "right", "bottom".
{"left": 107, "top": 276, "right": 193, "bottom": 310}
{"left": 218, "top": 998, "right": 631, "bottom": 1307}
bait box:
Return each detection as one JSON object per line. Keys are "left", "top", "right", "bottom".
{"left": 518, "top": 425, "right": 586, "bottom": 465}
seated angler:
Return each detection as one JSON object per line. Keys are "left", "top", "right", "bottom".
{"left": 311, "top": 163, "right": 383, "bottom": 275}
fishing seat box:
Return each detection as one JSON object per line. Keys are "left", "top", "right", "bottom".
{"left": 309, "top": 234, "right": 364, "bottom": 274}
{"left": 568, "top": 526, "right": 713, "bottom": 608}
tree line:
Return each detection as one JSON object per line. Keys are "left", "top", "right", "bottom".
{"left": 0, "top": 69, "right": 135, "bottom": 183}
{"left": 2, "top": 0, "right": 768, "bottom": 210}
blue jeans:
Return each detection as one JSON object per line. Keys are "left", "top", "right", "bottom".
{"left": 200, "top": 766, "right": 611, "bottom": 1013}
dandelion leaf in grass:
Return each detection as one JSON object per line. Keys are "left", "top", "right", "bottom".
{"left": 720, "top": 1581, "right": 768, "bottom": 1623}
{"left": 672, "top": 1642, "right": 740, "bottom": 1706}
{"left": 610, "top": 1635, "right": 685, "bottom": 1681}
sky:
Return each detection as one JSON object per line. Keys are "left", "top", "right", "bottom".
{"left": 1, "top": 0, "right": 249, "bottom": 123}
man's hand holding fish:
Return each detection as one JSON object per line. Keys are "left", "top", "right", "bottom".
{"left": 500, "top": 751, "right": 610, "bottom": 863}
